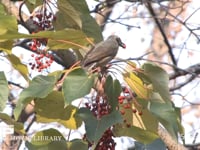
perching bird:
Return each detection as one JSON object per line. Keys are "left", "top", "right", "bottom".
{"left": 81, "top": 35, "right": 126, "bottom": 70}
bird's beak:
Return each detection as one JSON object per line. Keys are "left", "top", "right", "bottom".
{"left": 117, "top": 38, "right": 126, "bottom": 49}
{"left": 120, "top": 42, "right": 126, "bottom": 49}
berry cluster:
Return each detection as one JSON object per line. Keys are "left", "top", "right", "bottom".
{"left": 83, "top": 84, "right": 141, "bottom": 149}
{"left": 30, "top": 7, "right": 55, "bottom": 32}
{"left": 85, "top": 95, "right": 111, "bottom": 118}
{"left": 118, "top": 87, "right": 143, "bottom": 127}
{"left": 29, "top": 38, "right": 47, "bottom": 51}
{"left": 84, "top": 94, "right": 116, "bottom": 149}
{"left": 30, "top": 4, "right": 55, "bottom": 32}
{"left": 29, "top": 52, "right": 54, "bottom": 72}
{"left": 27, "top": 2, "right": 56, "bottom": 72}
{"left": 95, "top": 128, "right": 116, "bottom": 150}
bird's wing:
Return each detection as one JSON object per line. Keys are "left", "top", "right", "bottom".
{"left": 82, "top": 41, "right": 118, "bottom": 66}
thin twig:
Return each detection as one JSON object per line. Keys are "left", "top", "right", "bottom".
{"left": 8, "top": 81, "right": 25, "bottom": 89}
{"left": 169, "top": 75, "right": 196, "bottom": 91}
{"left": 145, "top": 1, "right": 177, "bottom": 66}
{"left": 161, "top": 6, "right": 200, "bottom": 43}
{"left": 169, "top": 63, "right": 200, "bottom": 79}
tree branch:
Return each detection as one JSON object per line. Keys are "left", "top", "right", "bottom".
{"left": 8, "top": 81, "right": 25, "bottom": 89}
{"left": 158, "top": 125, "right": 187, "bottom": 150}
{"left": 169, "top": 63, "right": 200, "bottom": 79}
{"left": 160, "top": 5, "right": 200, "bottom": 43}
{"left": 170, "top": 75, "right": 196, "bottom": 91}
{"left": 145, "top": 1, "right": 177, "bottom": 66}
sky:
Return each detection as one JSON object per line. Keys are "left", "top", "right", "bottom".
{"left": 0, "top": 0, "right": 200, "bottom": 149}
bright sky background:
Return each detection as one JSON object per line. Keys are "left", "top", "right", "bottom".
{"left": 0, "top": 0, "right": 200, "bottom": 149}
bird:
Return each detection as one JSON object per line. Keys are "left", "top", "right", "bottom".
{"left": 81, "top": 35, "right": 126, "bottom": 70}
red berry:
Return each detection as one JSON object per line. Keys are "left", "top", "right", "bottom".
{"left": 38, "top": 60, "right": 42, "bottom": 63}
{"left": 49, "top": 59, "right": 53, "bottom": 63}
{"left": 132, "top": 109, "right": 137, "bottom": 113}
{"left": 138, "top": 111, "right": 143, "bottom": 116}
{"left": 124, "top": 103, "right": 131, "bottom": 109}
{"left": 118, "top": 99, "right": 123, "bottom": 104}
{"left": 120, "top": 109, "right": 125, "bottom": 115}
{"left": 47, "top": 63, "right": 51, "bottom": 67}
{"left": 40, "top": 54, "right": 44, "bottom": 58}
{"left": 126, "top": 123, "right": 131, "bottom": 128}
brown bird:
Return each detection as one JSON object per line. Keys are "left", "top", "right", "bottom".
{"left": 81, "top": 35, "right": 126, "bottom": 70}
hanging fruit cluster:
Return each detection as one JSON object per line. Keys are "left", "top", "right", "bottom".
{"left": 25, "top": 1, "right": 56, "bottom": 72}
{"left": 82, "top": 82, "right": 142, "bottom": 150}
{"left": 84, "top": 92, "right": 116, "bottom": 150}
{"left": 29, "top": 52, "right": 54, "bottom": 72}
{"left": 119, "top": 86, "right": 142, "bottom": 114}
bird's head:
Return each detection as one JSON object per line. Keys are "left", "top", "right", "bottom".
{"left": 108, "top": 35, "right": 126, "bottom": 49}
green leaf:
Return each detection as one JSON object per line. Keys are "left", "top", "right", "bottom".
{"left": 134, "top": 99, "right": 158, "bottom": 132}
{"left": 175, "top": 107, "right": 184, "bottom": 136}
{"left": 149, "top": 92, "right": 165, "bottom": 103}
{"left": 149, "top": 102, "right": 180, "bottom": 140}
{"left": 21, "top": 75, "right": 57, "bottom": 99}
{"left": 0, "top": 15, "right": 17, "bottom": 32}
{"left": 0, "top": 3, "right": 6, "bottom": 15}
{"left": 35, "top": 91, "right": 82, "bottom": 129}
{"left": 0, "top": 30, "right": 26, "bottom": 40}
{"left": 104, "top": 76, "right": 122, "bottom": 111}
{"left": 81, "top": 15, "right": 103, "bottom": 43}
{"left": 63, "top": 68, "right": 94, "bottom": 104}
{"left": 54, "top": 0, "right": 82, "bottom": 29}
{"left": 66, "top": 139, "right": 88, "bottom": 150}
{"left": 41, "top": 29, "right": 90, "bottom": 50}
{"left": 142, "top": 63, "right": 170, "bottom": 102}
{"left": 78, "top": 108, "right": 123, "bottom": 144}
{"left": 7, "top": 54, "right": 29, "bottom": 81}
{"left": 68, "top": 0, "right": 103, "bottom": 42}
{"left": 0, "top": 113, "right": 25, "bottom": 134}
{"left": 27, "top": 0, "right": 37, "bottom": 5}
{"left": 14, "top": 75, "right": 57, "bottom": 119}
{"left": 0, "top": 40, "right": 13, "bottom": 51}
{"left": 135, "top": 139, "right": 166, "bottom": 150}
{"left": 0, "top": 29, "right": 91, "bottom": 50}
{"left": 0, "top": 13, "right": 18, "bottom": 50}
{"left": 113, "top": 124, "right": 159, "bottom": 144}
{"left": 26, "top": 128, "right": 66, "bottom": 150}
{"left": 0, "top": 72, "right": 9, "bottom": 111}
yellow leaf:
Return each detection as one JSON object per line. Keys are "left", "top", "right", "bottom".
{"left": 0, "top": 28, "right": 7, "bottom": 35}
{"left": 118, "top": 100, "right": 158, "bottom": 133}
{"left": 62, "top": 107, "right": 78, "bottom": 129}
{"left": 127, "top": 60, "right": 137, "bottom": 69}
{"left": 124, "top": 72, "right": 148, "bottom": 99}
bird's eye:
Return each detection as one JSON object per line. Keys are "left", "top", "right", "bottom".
{"left": 116, "top": 37, "right": 122, "bottom": 43}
